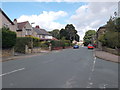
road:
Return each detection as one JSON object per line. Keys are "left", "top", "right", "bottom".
{"left": 2, "top": 47, "right": 118, "bottom": 88}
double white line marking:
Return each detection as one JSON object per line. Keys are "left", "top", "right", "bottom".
{"left": 0, "top": 68, "right": 25, "bottom": 77}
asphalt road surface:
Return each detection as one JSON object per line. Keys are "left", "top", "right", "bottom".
{"left": 2, "top": 47, "right": 118, "bottom": 88}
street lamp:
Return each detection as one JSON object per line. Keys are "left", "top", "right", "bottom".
{"left": 30, "top": 22, "right": 35, "bottom": 53}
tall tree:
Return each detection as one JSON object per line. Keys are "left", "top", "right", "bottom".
{"left": 83, "top": 30, "right": 96, "bottom": 46}
{"left": 60, "top": 24, "right": 79, "bottom": 42}
{"left": 60, "top": 28, "right": 67, "bottom": 39}
{"left": 65, "top": 24, "right": 77, "bottom": 41}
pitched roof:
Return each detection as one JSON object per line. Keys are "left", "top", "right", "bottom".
{"left": 97, "top": 25, "right": 106, "bottom": 32}
{"left": 33, "top": 27, "right": 51, "bottom": 35}
{"left": 0, "top": 8, "right": 14, "bottom": 25}
{"left": 17, "top": 21, "right": 28, "bottom": 30}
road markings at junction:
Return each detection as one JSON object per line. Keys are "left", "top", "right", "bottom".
{"left": 0, "top": 68, "right": 25, "bottom": 77}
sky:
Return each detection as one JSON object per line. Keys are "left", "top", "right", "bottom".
{"left": 1, "top": 1, "right": 118, "bottom": 40}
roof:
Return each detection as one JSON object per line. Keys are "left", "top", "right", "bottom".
{"left": 97, "top": 25, "right": 106, "bottom": 32}
{"left": 0, "top": 8, "right": 14, "bottom": 25}
{"left": 17, "top": 21, "right": 28, "bottom": 30}
{"left": 33, "top": 27, "right": 51, "bottom": 35}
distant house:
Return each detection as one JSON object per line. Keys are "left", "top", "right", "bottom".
{"left": 0, "top": 8, "right": 17, "bottom": 32}
{"left": 96, "top": 25, "right": 106, "bottom": 49}
{"left": 16, "top": 20, "right": 33, "bottom": 37}
{"left": 33, "top": 25, "right": 53, "bottom": 41}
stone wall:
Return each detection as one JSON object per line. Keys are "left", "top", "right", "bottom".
{"left": 2, "top": 48, "right": 14, "bottom": 57}
{"left": 102, "top": 47, "right": 119, "bottom": 55}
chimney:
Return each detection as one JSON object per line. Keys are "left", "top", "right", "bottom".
{"left": 14, "top": 19, "right": 17, "bottom": 22}
{"left": 13, "top": 19, "right": 17, "bottom": 24}
{"left": 35, "top": 25, "right": 40, "bottom": 28}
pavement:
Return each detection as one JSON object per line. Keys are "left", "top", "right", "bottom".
{"left": 94, "top": 48, "right": 119, "bottom": 63}
{"left": 1, "top": 50, "right": 51, "bottom": 62}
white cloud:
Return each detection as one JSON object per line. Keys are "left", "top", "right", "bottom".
{"left": 17, "top": 11, "right": 67, "bottom": 30}
{"left": 69, "top": 2, "right": 118, "bottom": 40}
{"left": 17, "top": 2, "right": 118, "bottom": 40}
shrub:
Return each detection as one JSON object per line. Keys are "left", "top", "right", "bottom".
{"left": 15, "top": 37, "right": 40, "bottom": 53}
{"left": 2, "top": 27, "right": 16, "bottom": 49}
{"left": 51, "top": 40, "right": 71, "bottom": 49}
{"left": 39, "top": 41, "right": 49, "bottom": 48}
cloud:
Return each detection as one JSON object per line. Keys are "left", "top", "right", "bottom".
{"left": 17, "top": 11, "right": 67, "bottom": 30}
{"left": 2, "top": 0, "right": 119, "bottom": 2}
{"left": 69, "top": 2, "right": 118, "bottom": 40}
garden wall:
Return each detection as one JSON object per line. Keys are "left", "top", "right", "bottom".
{"left": 102, "top": 47, "right": 119, "bottom": 56}
{"left": 2, "top": 48, "right": 14, "bottom": 57}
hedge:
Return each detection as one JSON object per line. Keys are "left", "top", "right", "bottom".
{"left": 15, "top": 37, "right": 40, "bottom": 53}
{"left": 2, "top": 27, "right": 16, "bottom": 49}
{"left": 51, "top": 40, "right": 71, "bottom": 49}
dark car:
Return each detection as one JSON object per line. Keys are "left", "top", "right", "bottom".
{"left": 88, "top": 44, "right": 94, "bottom": 49}
{"left": 73, "top": 45, "right": 79, "bottom": 49}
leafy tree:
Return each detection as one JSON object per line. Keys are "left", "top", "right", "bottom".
{"left": 98, "top": 17, "right": 120, "bottom": 49}
{"left": 49, "top": 29, "right": 60, "bottom": 39}
{"left": 115, "top": 17, "right": 120, "bottom": 32}
{"left": 83, "top": 30, "right": 96, "bottom": 46}
{"left": 106, "top": 17, "right": 116, "bottom": 32}
{"left": 65, "top": 24, "right": 77, "bottom": 41}
{"left": 60, "top": 28, "right": 67, "bottom": 39}
{"left": 60, "top": 24, "right": 79, "bottom": 42}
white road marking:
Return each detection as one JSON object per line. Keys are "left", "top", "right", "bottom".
{"left": 86, "top": 53, "right": 97, "bottom": 88}
{"left": 0, "top": 68, "right": 25, "bottom": 77}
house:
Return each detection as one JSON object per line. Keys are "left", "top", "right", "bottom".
{"left": 33, "top": 25, "right": 53, "bottom": 41}
{"left": 0, "top": 8, "right": 17, "bottom": 32}
{"left": 16, "top": 20, "right": 33, "bottom": 37}
{"left": 96, "top": 25, "right": 106, "bottom": 49}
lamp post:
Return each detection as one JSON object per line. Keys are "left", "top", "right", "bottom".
{"left": 30, "top": 22, "right": 35, "bottom": 53}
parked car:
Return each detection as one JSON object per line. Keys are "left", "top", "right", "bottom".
{"left": 88, "top": 44, "right": 94, "bottom": 49}
{"left": 73, "top": 45, "right": 79, "bottom": 49}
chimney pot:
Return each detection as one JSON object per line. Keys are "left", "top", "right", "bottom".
{"left": 35, "top": 25, "right": 40, "bottom": 28}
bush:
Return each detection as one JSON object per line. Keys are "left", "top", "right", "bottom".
{"left": 15, "top": 37, "right": 31, "bottom": 53}
{"left": 2, "top": 27, "right": 16, "bottom": 49}
{"left": 15, "top": 37, "right": 40, "bottom": 53}
{"left": 39, "top": 41, "right": 49, "bottom": 48}
{"left": 51, "top": 40, "right": 71, "bottom": 49}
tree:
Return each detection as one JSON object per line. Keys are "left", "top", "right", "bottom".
{"left": 65, "top": 24, "right": 77, "bottom": 41}
{"left": 98, "top": 17, "right": 120, "bottom": 49}
{"left": 116, "top": 17, "right": 120, "bottom": 32}
{"left": 49, "top": 29, "right": 60, "bottom": 39}
{"left": 83, "top": 30, "right": 96, "bottom": 46}
{"left": 60, "top": 24, "right": 80, "bottom": 42}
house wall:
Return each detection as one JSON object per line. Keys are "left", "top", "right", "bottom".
{"left": 0, "top": 12, "right": 17, "bottom": 32}
{"left": 97, "top": 28, "right": 106, "bottom": 38}
{"left": 97, "top": 27, "right": 106, "bottom": 49}
{"left": 16, "top": 31, "right": 22, "bottom": 37}
{"left": 0, "top": 12, "right": 2, "bottom": 29}
{"left": 32, "top": 30, "right": 38, "bottom": 38}
{"left": 45, "top": 35, "right": 52, "bottom": 39}
{"left": 17, "top": 22, "right": 33, "bottom": 37}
